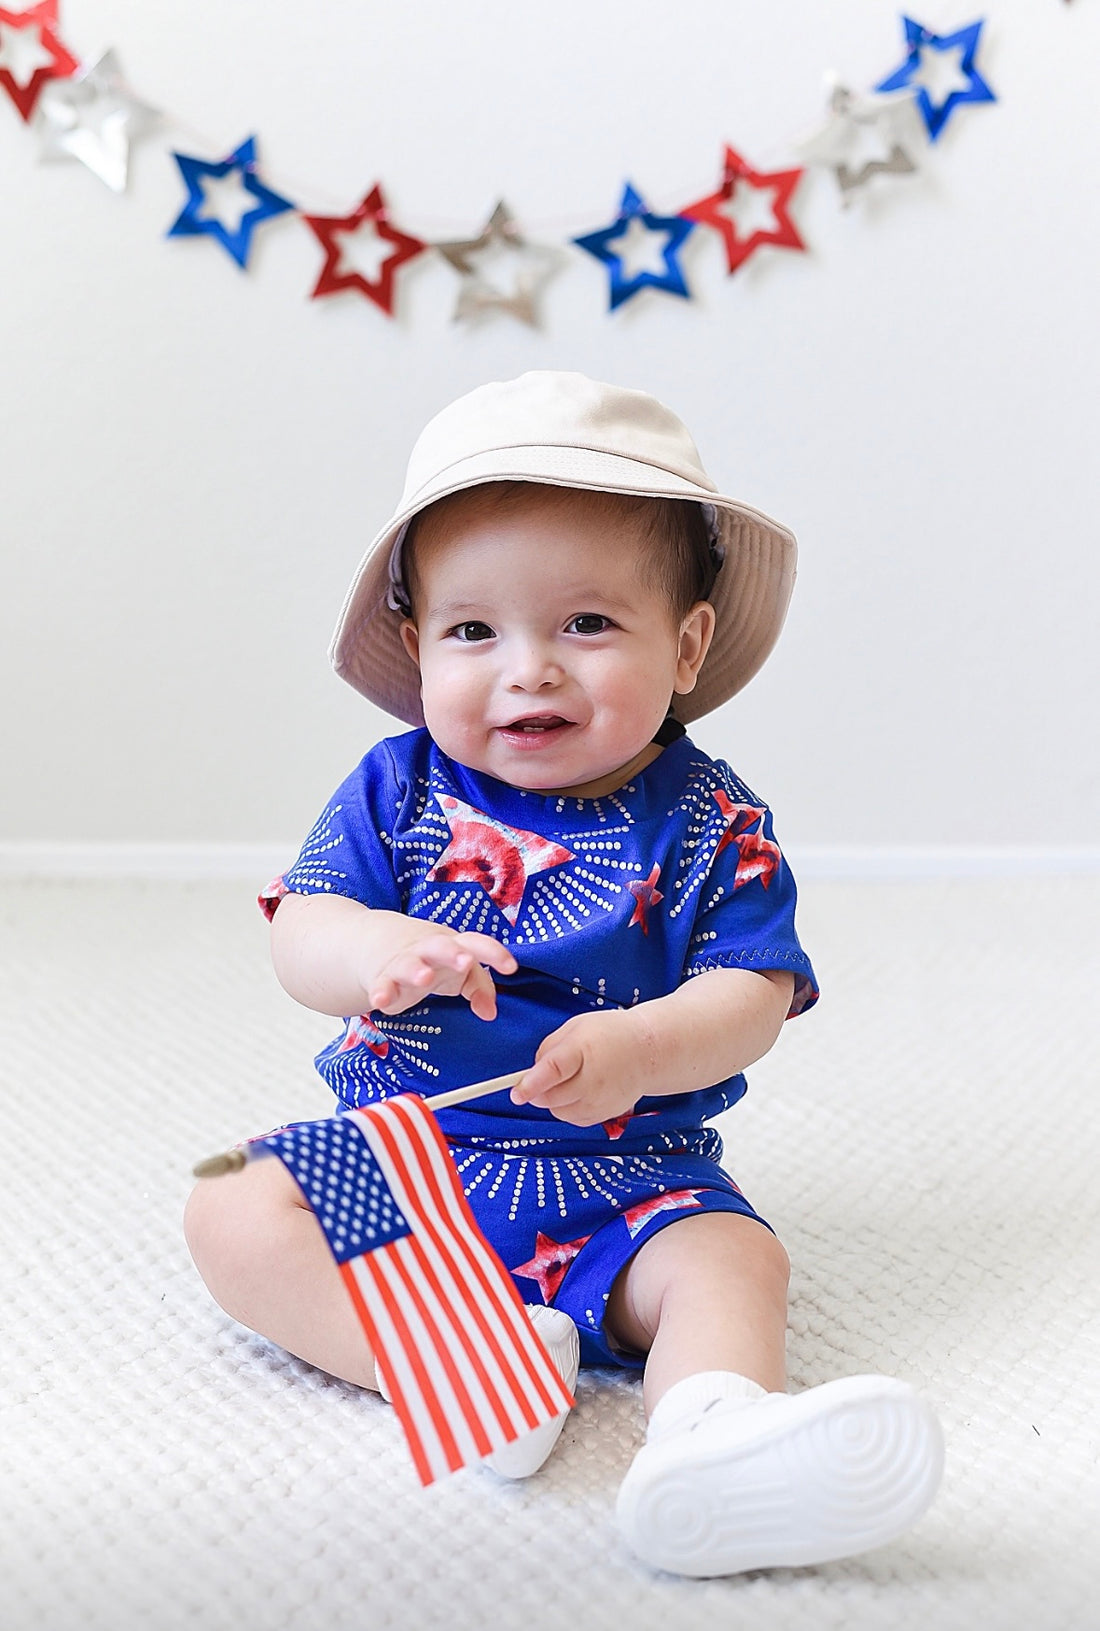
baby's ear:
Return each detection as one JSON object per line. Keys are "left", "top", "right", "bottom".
{"left": 399, "top": 620, "right": 422, "bottom": 666}
{"left": 674, "top": 601, "right": 716, "bottom": 694}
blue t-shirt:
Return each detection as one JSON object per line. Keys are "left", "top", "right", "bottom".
{"left": 263, "top": 729, "right": 817, "bottom": 1156}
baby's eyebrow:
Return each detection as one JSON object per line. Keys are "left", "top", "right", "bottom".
{"left": 426, "top": 586, "right": 637, "bottom": 620}
{"left": 427, "top": 599, "right": 493, "bottom": 620}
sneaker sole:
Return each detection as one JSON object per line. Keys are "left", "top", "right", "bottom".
{"left": 616, "top": 1374, "right": 944, "bottom": 1576}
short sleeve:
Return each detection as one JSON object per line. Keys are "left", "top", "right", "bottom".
{"left": 682, "top": 792, "right": 818, "bottom": 1018}
{"left": 257, "top": 742, "right": 405, "bottom": 921}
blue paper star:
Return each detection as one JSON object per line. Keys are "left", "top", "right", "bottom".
{"left": 573, "top": 183, "right": 695, "bottom": 311}
{"left": 168, "top": 135, "right": 295, "bottom": 267}
{"left": 876, "top": 17, "right": 996, "bottom": 142}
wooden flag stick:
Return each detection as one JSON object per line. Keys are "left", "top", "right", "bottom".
{"left": 421, "top": 1069, "right": 524, "bottom": 1111}
{"left": 192, "top": 1069, "right": 526, "bottom": 1179}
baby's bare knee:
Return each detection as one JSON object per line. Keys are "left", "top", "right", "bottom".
{"left": 611, "top": 1212, "right": 789, "bottom": 1352}
{"left": 183, "top": 1159, "right": 302, "bottom": 1314}
{"left": 699, "top": 1215, "right": 791, "bottom": 1306}
{"left": 740, "top": 1221, "right": 791, "bottom": 1290}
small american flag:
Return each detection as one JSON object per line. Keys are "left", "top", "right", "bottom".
{"left": 259, "top": 1094, "right": 575, "bottom": 1485}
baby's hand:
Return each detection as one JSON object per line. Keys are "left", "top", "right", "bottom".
{"left": 510, "top": 1009, "right": 644, "bottom": 1127}
{"left": 369, "top": 928, "right": 517, "bottom": 1021}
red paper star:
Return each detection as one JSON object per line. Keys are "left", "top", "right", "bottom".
{"left": 511, "top": 1230, "right": 591, "bottom": 1303}
{"left": 429, "top": 796, "right": 573, "bottom": 926}
{"left": 0, "top": 1, "right": 77, "bottom": 121}
{"left": 713, "top": 790, "right": 782, "bottom": 890}
{"left": 302, "top": 183, "right": 427, "bottom": 316}
{"left": 622, "top": 1189, "right": 706, "bottom": 1239}
{"left": 681, "top": 145, "right": 806, "bottom": 275}
{"left": 627, "top": 863, "right": 664, "bottom": 935}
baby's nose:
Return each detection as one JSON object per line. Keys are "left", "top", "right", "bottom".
{"left": 505, "top": 637, "right": 564, "bottom": 689}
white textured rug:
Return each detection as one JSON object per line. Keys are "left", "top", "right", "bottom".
{"left": 3, "top": 876, "right": 1098, "bottom": 1631}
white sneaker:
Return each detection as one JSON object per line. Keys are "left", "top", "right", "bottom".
{"left": 483, "top": 1304, "right": 580, "bottom": 1479}
{"left": 616, "top": 1374, "right": 944, "bottom": 1576}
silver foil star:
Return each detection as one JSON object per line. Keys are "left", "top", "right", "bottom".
{"left": 34, "top": 49, "right": 160, "bottom": 192}
{"left": 798, "top": 79, "right": 923, "bottom": 205}
{"left": 435, "top": 201, "right": 561, "bottom": 327}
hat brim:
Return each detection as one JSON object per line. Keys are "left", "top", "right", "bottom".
{"left": 329, "top": 444, "right": 796, "bottom": 727}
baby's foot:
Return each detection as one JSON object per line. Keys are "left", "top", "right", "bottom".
{"left": 616, "top": 1372, "right": 944, "bottom": 1576}
{"left": 483, "top": 1304, "right": 580, "bottom": 1480}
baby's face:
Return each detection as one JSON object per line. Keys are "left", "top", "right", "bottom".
{"left": 400, "top": 487, "right": 713, "bottom": 797}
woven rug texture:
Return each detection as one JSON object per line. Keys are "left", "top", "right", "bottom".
{"left": 3, "top": 876, "right": 1098, "bottom": 1631}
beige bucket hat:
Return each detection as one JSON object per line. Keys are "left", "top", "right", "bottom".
{"left": 330, "top": 370, "right": 797, "bottom": 726}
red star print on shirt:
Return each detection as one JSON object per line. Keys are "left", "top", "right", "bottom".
{"left": 428, "top": 796, "right": 574, "bottom": 926}
{"left": 257, "top": 874, "right": 289, "bottom": 922}
{"left": 621, "top": 1189, "right": 708, "bottom": 1239}
{"left": 627, "top": 863, "right": 664, "bottom": 934}
{"left": 602, "top": 1110, "right": 662, "bottom": 1140}
{"left": 712, "top": 791, "right": 782, "bottom": 890}
{"left": 339, "top": 1015, "right": 389, "bottom": 1058}
{"left": 511, "top": 1230, "right": 592, "bottom": 1302}
{"left": 601, "top": 1113, "right": 634, "bottom": 1140}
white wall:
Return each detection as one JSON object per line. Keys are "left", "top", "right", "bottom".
{"left": 2, "top": 0, "right": 1097, "bottom": 855}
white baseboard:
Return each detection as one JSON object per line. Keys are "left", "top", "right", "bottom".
{"left": 1, "top": 841, "right": 1099, "bottom": 882}
{"left": 0, "top": 843, "right": 292, "bottom": 881}
{"left": 789, "top": 845, "right": 1100, "bottom": 879}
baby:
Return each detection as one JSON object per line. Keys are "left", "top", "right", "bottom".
{"left": 185, "top": 371, "right": 943, "bottom": 1577}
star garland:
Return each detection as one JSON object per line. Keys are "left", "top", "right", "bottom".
{"left": 0, "top": 1, "right": 76, "bottom": 121}
{"left": 303, "top": 184, "right": 427, "bottom": 314}
{"left": 2, "top": 8, "right": 1057, "bottom": 326}
{"left": 574, "top": 183, "right": 696, "bottom": 311}
{"left": 35, "top": 49, "right": 159, "bottom": 192}
{"left": 168, "top": 134, "right": 295, "bottom": 269}
{"left": 876, "top": 16, "right": 996, "bottom": 141}
{"left": 681, "top": 146, "right": 806, "bottom": 275}
{"left": 435, "top": 200, "right": 562, "bottom": 326}
{"left": 795, "top": 82, "right": 924, "bottom": 205}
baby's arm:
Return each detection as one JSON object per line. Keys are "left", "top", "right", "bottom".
{"left": 511, "top": 968, "right": 795, "bottom": 1125}
{"left": 270, "top": 891, "right": 518, "bottom": 1022}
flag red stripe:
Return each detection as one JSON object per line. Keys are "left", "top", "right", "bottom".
{"left": 387, "top": 1097, "right": 570, "bottom": 1418}
{"left": 392, "top": 1096, "right": 572, "bottom": 1417}
{"left": 403, "top": 1227, "right": 510, "bottom": 1447}
{"left": 367, "top": 1105, "right": 534, "bottom": 1430}
{"left": 359, "top": 1242, "right": 465, "bottom": 1478}
{"left": 390, "top": 1232, "right": 495, "bottom": 1460}
{"left": 368, "top": 1100, "right": 545, "bottom": 1433}
{"left": 338, "top": 1258, "right": 434, "bottom": 1486}
{"left": 341, "top": 1113, "right": 515, "bottom": 1480}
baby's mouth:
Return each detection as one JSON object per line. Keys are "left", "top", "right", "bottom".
{"left": 500, "top": 714, "right": 571, "bottom": 735}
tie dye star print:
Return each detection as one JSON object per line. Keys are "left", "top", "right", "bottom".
{"left": 427, "top": 796, "right": 574, "bottom": 926}
{"left": 260, "top": 729, "right": 816, "bottom": 1156}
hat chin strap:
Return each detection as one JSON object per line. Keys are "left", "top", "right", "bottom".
{"left": 385, "top": 522, "right": 413, "bottom": 614}
{"left": 700, "top": 501, "right": 724, "bottom": 562}
{"left": 652, "top": 712, "right": 687, "bottom": 747}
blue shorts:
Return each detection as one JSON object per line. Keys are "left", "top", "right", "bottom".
{"left": 450, "top": 1144, "right": 769, "bottom": 1368}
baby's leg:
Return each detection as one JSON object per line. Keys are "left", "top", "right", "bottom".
{"left": 605, "top": 1210, "right": 789, "bottom": 1417}
{"left": 608, "top": 1211, "right": 943, "bottom": 1576}
{"left": 184, "top": 1160, "right": 381, "bottom": 1390}
{"left": 185, "top": 1164, "right": 577, "bottom": 1478}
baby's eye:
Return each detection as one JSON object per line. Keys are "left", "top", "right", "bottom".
{"left": 450, "top": 621, "right": 495, "bottom": 643}
{"left": 567, "top": 614, "right": 611, "bottom": 636}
